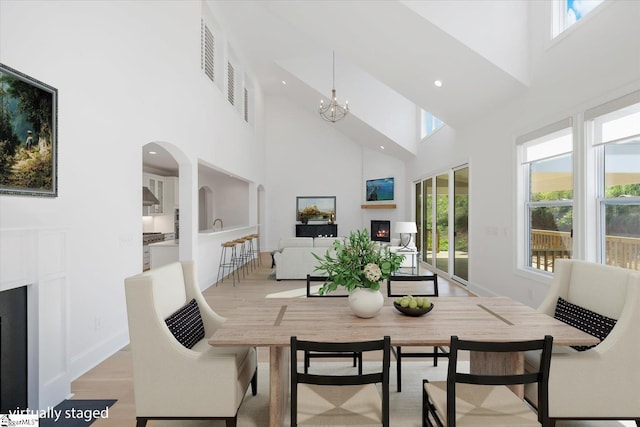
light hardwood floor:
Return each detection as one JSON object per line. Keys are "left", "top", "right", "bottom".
{"left": 71, "top": 254, "right": 470, "bottom": 426}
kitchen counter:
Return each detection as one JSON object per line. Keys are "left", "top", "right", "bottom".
{"left": 198, "top": 225, "right": 252, "bottom": 236}
{"left": 149, "top": 240, "right": 179, "bottom": 269}
{"left": 149, "top": 239, "right": 179, "bottom": 247}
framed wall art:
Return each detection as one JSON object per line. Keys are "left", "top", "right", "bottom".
{"left": 296, "top": 196, "right": 336, "bottom": 222}
{"left": 0, "top": 63, "right": 58, "bottom": 197}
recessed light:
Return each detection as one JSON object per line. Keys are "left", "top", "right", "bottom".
{"left": 434, "top": 80, "right": 443, "bottom": 87}
{"left": 282, "top": 80, "right": 287, "bottom": 85}
{"left": 149, "top": 151, "right": 157, "bottom": 155}
{"left": 380, "top": 145, "right": 385, "bottom": 150}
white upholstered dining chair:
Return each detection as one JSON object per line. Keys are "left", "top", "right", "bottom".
{"left": 124, "top": 261, "right": 258, "bottom": 427}
{"left": 524, "top": 259, "right": 640, "bottom": 426}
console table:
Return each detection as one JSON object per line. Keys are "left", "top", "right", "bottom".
{"left": 296, "top": 224, "right": 338, "bottom": 237}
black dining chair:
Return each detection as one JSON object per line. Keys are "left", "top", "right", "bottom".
{"left": 291, "top": 336, "right": 391, "bottom": 427}
{"left": 422, "top": 335, "right": 553, "bottom": 427}
{"left": 304, "top": 275, "right": 362, "bottom": 373}
{"left": 387, "top": 274, "right": 448, "bottom": 392}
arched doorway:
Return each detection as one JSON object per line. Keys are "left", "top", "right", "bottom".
{"left": 142, "top": 141, "right": 193, "bottom": 266}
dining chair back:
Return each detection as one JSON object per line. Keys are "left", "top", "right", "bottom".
{"left": 422, "top": 335, "right": 553, "bottom": 427}
{"left": 304, "top": 275, "right": 362, "bottom": 373}
{"left": 291, "top": 336, "right": 391, "bottom": 427}
{"left": 387, "top": 274, "right": 448, "bottom": 391}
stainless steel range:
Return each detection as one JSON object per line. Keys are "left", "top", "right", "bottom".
{"left": 143, "top": 232, "right": 164, "bottom": 245}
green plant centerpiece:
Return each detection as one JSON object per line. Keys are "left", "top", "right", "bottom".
{"left": 312, "top": 229, "right": 405, "bottom": 295}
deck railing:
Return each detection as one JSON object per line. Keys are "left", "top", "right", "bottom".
{"left": 531, "top": 229, "right": 640, "bottom": 272}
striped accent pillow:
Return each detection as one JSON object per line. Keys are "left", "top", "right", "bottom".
{"left": 165, "top": 298, "right": 205, "bottom": 349}
{"left": 554, "top": 297, "right": 617, "bottom": 351}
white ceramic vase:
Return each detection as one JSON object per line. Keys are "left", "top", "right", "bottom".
{"left": 348, "top": 287, "right": 384, "bottom": 318}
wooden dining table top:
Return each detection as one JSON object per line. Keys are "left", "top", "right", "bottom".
{"left": 208, "top": 296, "right": 600, "bottom": 348}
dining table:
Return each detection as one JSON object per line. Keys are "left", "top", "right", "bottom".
{"left": 208, "top": 295, "right": 599, "bottom": 427}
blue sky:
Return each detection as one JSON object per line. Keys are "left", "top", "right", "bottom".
{"left": 566, "top": 0, "right": 604, "bottom": 26}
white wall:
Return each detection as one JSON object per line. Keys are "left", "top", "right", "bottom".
{"left": 409, "top": 0, "right": 640, "bottom": 306}
{"left": 263, "top": 95, "right": 407, "bottom": 250}
{"left": 0, "top": 0, "right": 265, "bottom": 407}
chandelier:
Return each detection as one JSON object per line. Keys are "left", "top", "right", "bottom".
{"left": 319, "top": 51, "right": 349, "bottom": 122}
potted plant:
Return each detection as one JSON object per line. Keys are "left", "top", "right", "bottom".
{"left": 312, "top": 229, "right": 404, "bottom": 317}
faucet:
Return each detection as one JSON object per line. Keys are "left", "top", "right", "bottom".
{"left": 213, "top": 218, "right": 223, "bottom": 230}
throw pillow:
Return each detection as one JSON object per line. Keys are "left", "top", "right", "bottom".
{"left": 165, "top": 298, "right": 205, "bottom": 349}
{"left": 554, "top": 297, "right": 617, "bottom": 351}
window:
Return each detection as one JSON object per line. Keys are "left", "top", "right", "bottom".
{"left": 519, "top": 121, "right": 574, "bottom": 273}
{"left": 589, "top": 99, "right": 640, "bottom": 270}
{"left": 553, "top": 0, "right": 604, "bottom": 38}
{"left": 421, "top": 111, "right": 444, "bottom": 139}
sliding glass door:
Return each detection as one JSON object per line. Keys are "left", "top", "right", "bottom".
{"left": 415, "top": 165, "right": 469, "bottom": 284}
{"left": 421, "top": 178, "right": 434, "bottom": 265}
{"left": 453, "top": 167, "right": 469, "bottom": 281}
{"left": 435, "top": 174, "right": 449, "bottom": 273}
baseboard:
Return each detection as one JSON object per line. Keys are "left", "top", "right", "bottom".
{"left": 69, "top": 328, "right": 129, "bottom": 382}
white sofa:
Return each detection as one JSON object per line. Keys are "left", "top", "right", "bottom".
{"left": 124, "top": 261, "right": 258, "bottom": 427}
{"left": 524, "top": 259, "right": 640, "bottom": 424}
{"left": 273, "top": 237, "right": 341, "bottom": 280}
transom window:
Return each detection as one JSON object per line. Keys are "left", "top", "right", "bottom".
{"left": 421, "top": 111, "right": 444, "bottom": 139}
{"left": 553, "top": 0, "right": 605, "bottom": 38}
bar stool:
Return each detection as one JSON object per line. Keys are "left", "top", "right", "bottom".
{"left": 244, "top": 234, "right": 259, "bottom": 271}
{"left": 217, "top": 241, "right": 239, "bottom": 286}
{"left": 234, "top": 238, "right": 250, "bottom": 278}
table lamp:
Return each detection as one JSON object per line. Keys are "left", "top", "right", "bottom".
{"left": 395, "top": 221, "right": 417, "bottom": 251}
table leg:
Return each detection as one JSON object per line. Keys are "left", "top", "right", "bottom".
{"left": 469, "top": 351, "right": 524, "bottom": 398}
{"left": 269, "top": 346, "right": 289, "bottom": 427}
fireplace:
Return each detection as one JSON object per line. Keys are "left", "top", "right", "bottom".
{"left": 371, "top": 220, "right": 391, "bottom": 243}
{"left": 0, "top": 286, "right": 28, "bottom": 411}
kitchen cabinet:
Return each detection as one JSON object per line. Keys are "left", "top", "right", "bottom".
{"left": 143, "top": 174, "right": 178, "bottom": 216}
{"left": 166, "top": 176, "right": 179, "bottom": 209}
{"left": 143, "top": 244, "right": 151, "bottom": 271}
{"left": 143, "top": 173, "right": 164, "bottom": 215}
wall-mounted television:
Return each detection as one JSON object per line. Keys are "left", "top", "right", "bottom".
{"left": 366, "top": 177, "right": 394, "bottom": 201}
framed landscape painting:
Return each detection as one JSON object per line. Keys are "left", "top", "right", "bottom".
{"left": 0, "top": 63, "right": 58, "bottom": 197}
{"left": 296, "top": 196, "right": 336, "bottom": 222}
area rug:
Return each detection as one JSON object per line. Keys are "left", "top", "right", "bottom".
{"left": 39, "top": 399, "right": 116, "bottom": 426}
{"left": 153, "top": 362, "right": 632, "bottom": 427}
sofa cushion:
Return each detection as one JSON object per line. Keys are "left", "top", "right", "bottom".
{"left": 314, "top": 237, "right": 342, "bottom": 247}
{"left": 165, "top": 298, "right": 205, "bottom": 349}
{"left": 554, "top": 297, "right": 617, "bottom": 351}
{"left": 279, "top": 237, "right": 313, "bottom": 249}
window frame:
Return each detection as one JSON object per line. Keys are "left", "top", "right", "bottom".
{"left": 588, "top": 97, "right": 640, "bottom": 269}
{"left": 517, "top": 118, "right": 575, "bottom": 276}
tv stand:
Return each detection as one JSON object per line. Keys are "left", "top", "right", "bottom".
{"left": 296, "top": 224, "right": 338, "bottom": 237}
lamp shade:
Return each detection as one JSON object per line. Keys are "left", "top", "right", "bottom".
{"left": 395, "top": 221, "right": 417, "bottom": 234}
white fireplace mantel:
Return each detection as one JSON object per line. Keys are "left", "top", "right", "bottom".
{"left": 0, "top": 227, "right": 70, "bottom": 410}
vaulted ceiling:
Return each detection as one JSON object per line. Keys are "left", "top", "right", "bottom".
{"left": 208, "top": 0, "right": 532, "bottom": 159}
